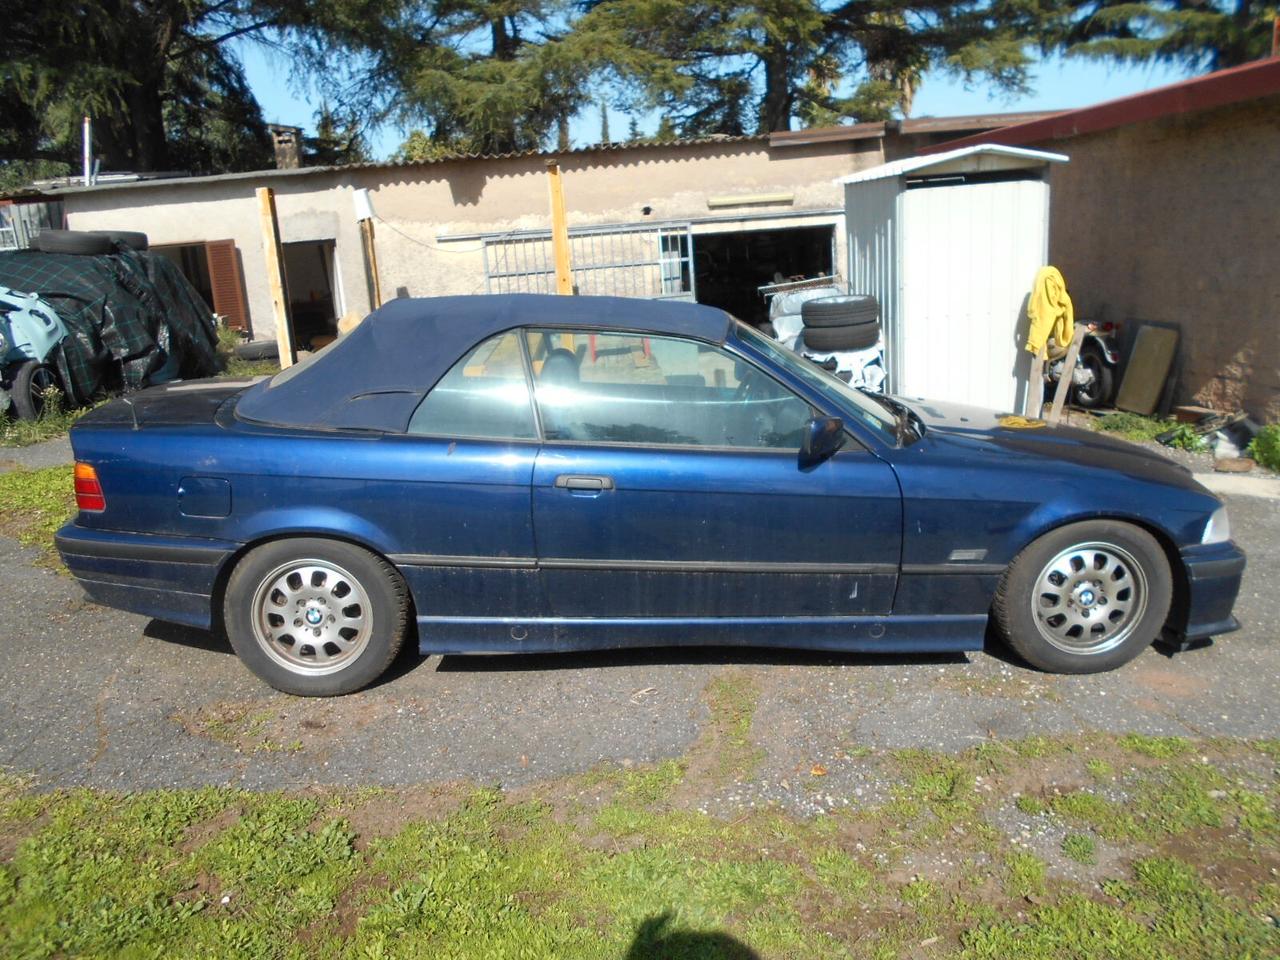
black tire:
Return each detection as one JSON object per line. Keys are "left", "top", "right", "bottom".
{"left": 223, "top": 538, "right": 409, "bottom": 696}
{"left": 993, "top": 520, "right": 1172, "bottom": 674}
{"left": 802, "top": 320, "right": 881, "bottom": 352}
{"left": 801, "top": 295, "right": 880, "bottom": 328}
{"left": 9, "top": 361, "right": 60, "bottom": 421}
{"left": 89, "top": 230, "right": 149, "bottom": 251}
{"left": 1071, "top": 347, "right": 1114, "bottom": 409}
{"left": 32, "top": 229, "right": 114, "bottom": 256}
{"left": 234, "top": 339, "right": 279, "bottom": 360}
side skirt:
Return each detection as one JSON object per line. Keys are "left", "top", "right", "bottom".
{"left": 416, "top": 614, "right": 988, "bottom": 656}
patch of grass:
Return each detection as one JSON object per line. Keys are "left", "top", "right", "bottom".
{"left": 1119, "top": 733, "right": 1192, "bottom": 759}
{"left": 1086, "top": 757, "right": 1114, "bottom": 779}
{"left": 1015, "top": 794, "right": 1046, "bottom": 816}
{"left": 1061, "top": 833, "right": 1096, "bottom": 865}
{"left": 0, "top": 465, "right": 74, "bottom": 565}
{"left": 0, "top": 386, "right": 90, "bottom": 447}
{"left": 1092, "top": 412, "right": 1208, "bottom": 452}
{"left": 965, "top": 857, "right": 1277, "bottom": 959}
{"left": 1, "top": 736, "right": 1276, "bottom": 959}
{"left": 1004, "top": 850, "right": 1047, "bottom": 899}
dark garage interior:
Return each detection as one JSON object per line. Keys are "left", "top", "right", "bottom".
{"left": 693, "top": 224, "right": 835, "bottom": 326}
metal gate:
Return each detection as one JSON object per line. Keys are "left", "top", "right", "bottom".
{"left": 482, "top": 222, "right": 695, "bottom": 300}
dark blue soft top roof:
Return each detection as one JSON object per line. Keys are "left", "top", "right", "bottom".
{"left": 235, "top": 294, "right": 732, "bottom": 432}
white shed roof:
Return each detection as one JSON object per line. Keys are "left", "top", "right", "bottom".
{"left": 836, "top": 143, "right": 1068, "bottom": 186}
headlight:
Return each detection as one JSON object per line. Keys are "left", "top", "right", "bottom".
{"left": 1202, "top": 505, "right": 1230, "bottom": 544}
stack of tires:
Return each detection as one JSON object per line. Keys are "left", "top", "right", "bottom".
{"left": 800, "top": 295, "right": 881, "bottom": 352}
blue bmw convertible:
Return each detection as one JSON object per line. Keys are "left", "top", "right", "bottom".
{"left": 56, "top": 295, "right": 1244, "bottom": 696}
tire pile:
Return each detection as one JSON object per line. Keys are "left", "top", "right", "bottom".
{"left": 800, "top": 295, "right": 881, "bottom": 352}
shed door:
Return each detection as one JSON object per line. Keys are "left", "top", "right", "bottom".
{"left": 205, "top": 239, "right": 249, "bottom": 331}
{"left": 897, "top": 179, "right": 1047, "bottom": 411}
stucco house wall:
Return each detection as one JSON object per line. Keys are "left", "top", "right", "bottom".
{"left": 1044, "top": 94, "right": 1280, "bottom": 420}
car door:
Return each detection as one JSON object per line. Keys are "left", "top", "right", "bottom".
{"left": 525, "top": 328, "right": 902, "bottom": 619}
{"left": 375, "top": 329, "right": 546, "bottom": 619}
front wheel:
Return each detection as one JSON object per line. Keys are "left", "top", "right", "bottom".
{"left": 1071, "top": 347, "right": 1114, "bottom": 409}
{"left": 223, "top": 538, "right": 409, "bottom": 696}
{"left": 993, "top": 520, "right": 1172, "bottom": 673}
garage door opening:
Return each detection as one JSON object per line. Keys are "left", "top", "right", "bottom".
{"left": 282, "top": 240, "right": 344, "bottom": 352}
{"left": 693, "top": 225, "right": 835, "bottom": 325}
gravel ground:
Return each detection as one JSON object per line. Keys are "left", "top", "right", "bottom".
{"left": 0, "top": 436, "right": 1276, "bottom": 810}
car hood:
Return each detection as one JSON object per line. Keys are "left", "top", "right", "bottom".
{"left": 899, "top": 397, "right": 1204, "bottom": 491}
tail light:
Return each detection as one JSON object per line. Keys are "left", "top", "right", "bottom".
{"left": 74, "top": 462, "right": 106, "bottom": 513}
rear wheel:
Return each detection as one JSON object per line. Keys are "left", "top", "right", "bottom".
{"left": 223, "top": 538, "right": 409, "bottom": 696}
{"left": 9, "top": 361, "right": 60, "bottom": 421}
{"left": 993, "top": 520, "right": 1172, "bottom": 673}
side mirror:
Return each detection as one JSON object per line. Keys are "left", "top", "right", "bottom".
{"left": 800, "top": 415, "right": 845, "bottom": 467}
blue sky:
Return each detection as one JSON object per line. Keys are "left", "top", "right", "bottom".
{"left": 238, "top": 41, "right": 1193, "bottom": 160}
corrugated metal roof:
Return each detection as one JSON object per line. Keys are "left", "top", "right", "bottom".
{"left": 924, "top": 57, "right": 1280, "bottom": 154}
{"left": 23, "top": 133, "right": 768, "bottom": 198}
{"left": 835, "top": 144, "right": 1069, "bottom": 185}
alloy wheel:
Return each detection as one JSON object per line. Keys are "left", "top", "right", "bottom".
{"left": 1031, "top": 541, "right": 1148, "bottom": 655}
{"left": 250, "top": 559, "right": 373, "bottom": 676}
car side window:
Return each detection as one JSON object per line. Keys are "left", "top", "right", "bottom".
{"left": 407, "top": 331, "right": 537, "bottom": 440}
{"left": 524, "top": 328, "right": 811, "bottom": 449}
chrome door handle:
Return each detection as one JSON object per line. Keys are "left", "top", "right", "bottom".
{"left": 554, "top": 475, "right": 615, "bottom": 491}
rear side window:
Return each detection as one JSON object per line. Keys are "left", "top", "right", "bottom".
{"left": 524, "top": 328, "right": 810, "bottom": 449}
{"left": 407, "top": 332, "right": 537, "bottom": 439}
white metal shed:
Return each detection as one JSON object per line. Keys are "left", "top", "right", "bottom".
{"left": 838, "top": 144, "right": 1068, "bottom": 412}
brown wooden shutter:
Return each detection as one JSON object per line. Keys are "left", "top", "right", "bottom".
{"left": 205, "top": 239, "right": 249, "bottom": 332}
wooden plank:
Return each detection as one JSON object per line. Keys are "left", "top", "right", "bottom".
{"left": 204, "top": 239, "right": 248, "bottom": 331}
{"left": 546, "top": 160, "right": 573, "bottom": 295}
{"left": 360, "top": 218, "right": 383, "bottom": 309}
{"left": 1025, "top": 354, "right": 1045, "bottom": 418}
{"left": 1047, "top": 324, "right": 1088, "bottom": 424}
{"left": 256, "top": 187, "right": 294, "bottom": 368}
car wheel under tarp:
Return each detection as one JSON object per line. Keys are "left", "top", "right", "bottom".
{"left": 802, "top": 320, "right": 881, "bottom": 352}
{"left": 235, "top": 339, "right": 280, "bottom": 361}
{"left": 801, "top": 295, "right": 880, "bottom": 328}
{"left": 31, "top": 230, "right": 116, "bottom": 256}
{"left": 9, "top": 361, "right": 61, "bottom": 421}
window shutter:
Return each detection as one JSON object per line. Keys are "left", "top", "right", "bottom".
{"left": 205, "top": 239, "right": 249, "bottom": 332}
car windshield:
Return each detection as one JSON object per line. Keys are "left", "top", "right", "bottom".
{"left": 734, "top": 322, "right": 898, "bottom": 440}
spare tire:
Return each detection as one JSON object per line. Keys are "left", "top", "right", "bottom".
{"left": 32, "top": 230, "right": 114, "bottom": 256}
{"left": 90, "top": 230, "right": 149, "bottom": 251}
{"left": 234, "top": 339, "right": 279, "bottom": 361}
{"left": 802, "top": 321, "right": 881, "bottom": 353}
{"left": 802, "top": 295, "right": 880, "bottom": 328}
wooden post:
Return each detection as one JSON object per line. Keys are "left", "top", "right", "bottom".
{"left": 256, "top": 187, "right": 294, "bottom": 368}
{"left": 360, "top": 218, "right": 383, "bottom": 309}
{"left": 546, "top": 160, "right": 573, "bottom": 295}
{"left": 1046, "top": 324, "right": 1090, "bottom": 425}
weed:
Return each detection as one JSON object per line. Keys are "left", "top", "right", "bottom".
{"left": 1061, "top": 833, "right": 1096, "bottom": 865}
{"left": 0, "top": 385, "right": 91, "bottom": 447}
{"left": 704, "top": 671, "right": 763, "bottom": 781}
{"left": 1247, "top": 423, "right": 1280, "bottom": 471}
{"left": 1004, "top": 851, "right": 1047, "bottom": 899}
{"left": 215, "top": 322, "right": 280, "bottom": 379}
{"left": 1085, "top": 757, "right": 1114, "bottom": 779}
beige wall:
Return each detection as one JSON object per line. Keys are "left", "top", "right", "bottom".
{"left": 62, "top": 136, "right": 889, "bottom": 339}
{"left": 1045, "top": 95, "right": 1280, "bottom": 420}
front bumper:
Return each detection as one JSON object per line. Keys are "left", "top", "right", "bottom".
{"left": 55, "top": 523, "right": 239, "bottom": 630}
{"left": 1176, "top": 540, "right": 1246, "bottom": 641}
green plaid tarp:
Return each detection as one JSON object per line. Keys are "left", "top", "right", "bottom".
{"left": 0, "top": 248, "right": 220, "bottom": 403}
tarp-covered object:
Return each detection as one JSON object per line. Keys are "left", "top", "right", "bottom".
{"left": 0, "top": 248, "right": 220, "bottom": 403}
{"left": 236, "top": 294, "right": 732, "bottom": 433}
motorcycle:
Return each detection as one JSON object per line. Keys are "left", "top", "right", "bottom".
{"left": 1045, "top": 321, "right": 1121, "bottom": 409}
